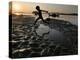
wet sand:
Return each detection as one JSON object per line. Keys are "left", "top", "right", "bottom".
{"left": 10, "top": 15, "right": 78, "bottom": 58}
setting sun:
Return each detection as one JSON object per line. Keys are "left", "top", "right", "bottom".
{"left": 12, "top": 3, "right": 21, "bottom": 12}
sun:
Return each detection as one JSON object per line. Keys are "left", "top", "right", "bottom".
{"left": 13, "top": 3, "right": 21, "bottom": 12}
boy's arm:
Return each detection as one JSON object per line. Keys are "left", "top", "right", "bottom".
{"left": 32, "top": 11, "right": 38, "bottom": 15}
{"left": 41, "top": 10, "right": 48, "bottom": 13}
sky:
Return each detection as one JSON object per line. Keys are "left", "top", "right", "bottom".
{"left": 9, "top": 1, "right": 78, "bottom": 14}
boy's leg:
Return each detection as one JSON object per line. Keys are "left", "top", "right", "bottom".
{"left": 41, "top": 17, "right": 45, "bottom": 22}
{"left": 41, "top": 17, "right": 49, "bottom": 24}
{"left": 34, "top": 17, "right": 39, "bottom": 25}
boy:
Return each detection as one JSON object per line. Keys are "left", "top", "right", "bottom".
{"left": 34, "top": 6, "right": 48, "bottom": 25}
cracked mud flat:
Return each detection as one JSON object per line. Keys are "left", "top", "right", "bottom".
{"left": 10, "top": 17, "right": 78, "bottom": 58}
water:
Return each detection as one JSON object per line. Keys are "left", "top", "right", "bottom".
{"left": 13, "top": 13, "right": 78, "bottom": 25}
{"left": 49, "top": 29, "right": 64, "bottom": 41}
{"left": 42, "top": 14, "right": 78, "bottom": 26}
{"left": 36, "top": 24, "right": 66, "bottom": 46}
{"left": 57, "top": 15, "right": 78, "bottom": 25}
{"left": 36, "top": 24, "right": 49, "bottom": 36}
{"left": 11, "top": 14, "right": 78, "bottom": 58}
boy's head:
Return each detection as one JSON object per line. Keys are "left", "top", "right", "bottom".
{"left": 36, "top": 6, "right": 40, "bottom": 10}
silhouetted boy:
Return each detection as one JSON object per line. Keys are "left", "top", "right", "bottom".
{"left": 34, "top": 6, "right": 48, "bottom": 25}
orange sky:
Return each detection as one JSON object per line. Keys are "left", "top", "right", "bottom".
{"left": 9, "top": 1, "right": 78, "bottom": 14}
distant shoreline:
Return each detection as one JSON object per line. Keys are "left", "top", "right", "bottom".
{"left": 13, "top": 12, "right": 78, "bottom": 16}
